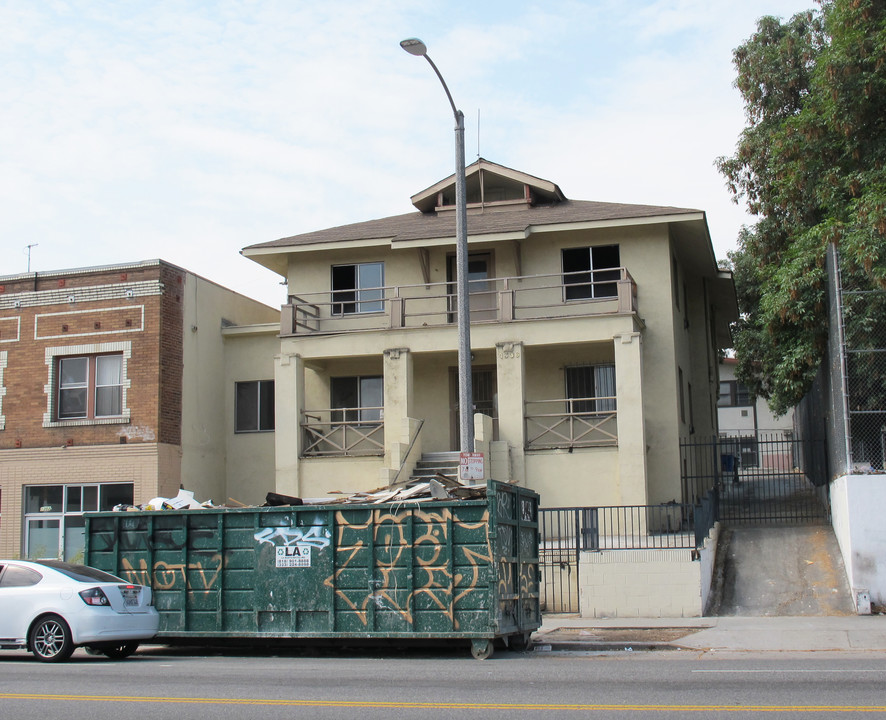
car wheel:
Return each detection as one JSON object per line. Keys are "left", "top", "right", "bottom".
{"left": 102, "top": 642, "right": 139, "bottom": 659}
{"left": 29, "top": 615, "right": 74, "bottom": 663}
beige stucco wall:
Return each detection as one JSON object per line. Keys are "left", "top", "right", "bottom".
{"left": 222, "top": 325, "right": 280, "bottom": 505}
{"left": 181, "top": 274, "right": 279, "bottom": 504}
{"left": 273, "top": 219, "right": 725, "bottom": 509}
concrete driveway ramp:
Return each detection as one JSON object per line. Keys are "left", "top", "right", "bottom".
{"left": 715, "top": 526, "right": 855, "bottom": 616}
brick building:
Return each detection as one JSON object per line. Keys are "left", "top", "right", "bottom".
{"left": 0, "top": 260, "right": 278, "bottom": 560}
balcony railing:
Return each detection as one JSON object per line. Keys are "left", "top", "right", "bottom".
{"left": 301, "top": 408, "right": 384, "bottom": 457}
{"left": 525, "top": 398, "right": 617, "bottom": 449}
{"left": 282, "top": 268, "right": 637, "bottom": 336}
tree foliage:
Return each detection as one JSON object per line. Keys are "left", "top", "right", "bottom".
{"left": 718, "top": 0, "right": 886, "bottom": 415}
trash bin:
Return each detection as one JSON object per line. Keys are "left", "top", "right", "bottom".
{"left": 85, "top": 480, "right": 539, "bottom": 659}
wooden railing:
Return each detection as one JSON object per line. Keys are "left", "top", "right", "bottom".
{"left": 525, "top": 397, "right": 618, "bottom": 449}
{"left": 281, "top": 268, "right": 637, "bottom": 336}
{"left": 301, "top": 407, "right": 384, "bottom": 457}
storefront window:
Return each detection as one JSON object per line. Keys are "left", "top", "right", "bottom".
{"left": 24, "top": 483, "right": 133, "bottom": 562}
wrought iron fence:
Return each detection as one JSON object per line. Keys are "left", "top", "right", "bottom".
{"left": 538, "top": 492, "right": 717, "bottom": 613}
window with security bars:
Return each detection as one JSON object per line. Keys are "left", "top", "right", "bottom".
{"left": 565, "top": 365, "right": 616, "bottom": 413}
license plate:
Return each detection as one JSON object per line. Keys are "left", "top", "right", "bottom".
{"left": 121, "top": 587, "right": 140, "bottom": 607}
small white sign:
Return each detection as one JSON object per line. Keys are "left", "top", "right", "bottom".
{"left": 459, "top": 452, "right": 485, "bottom": 481}
{"left": 276, "top": 545, "right": 312, "bottom": 568}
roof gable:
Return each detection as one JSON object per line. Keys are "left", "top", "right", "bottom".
{"left": 410, "top": 158, "right": 565, "bottom": 213}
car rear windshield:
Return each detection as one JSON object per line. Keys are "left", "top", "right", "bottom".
{"left": 35, "top": 560, "right": 125, "bottom": 584}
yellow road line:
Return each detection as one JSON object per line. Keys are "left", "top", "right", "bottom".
{"left": 1, "top": 693, "right": 885, "bottom": 712}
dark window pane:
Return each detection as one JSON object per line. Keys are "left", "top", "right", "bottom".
{"left": 100, "top": 483, "right": 133, "bottom": 511}
{"left": 566, "top": 366, "right": 595, "bottom": 414}
{"left": 35, "top": 560, "right": 124, "bottom": 583}
{"left": 60, "top": 357, "right": 88, "bottom": 386}
{"left": 562, "top": 248, "right": 592, "bottom": 300}
{"left": 591, "top": 245, "right": 620, "bottom": 298}
{"left": 259, "top": 381, "right": 275, "bottom": 431}
{"left": 0, "top": 565, "right": 43, "bottom": 588}
{"left": 331, "top": 377, "right": 358, "bottom": 422}
{"left": 66, "top": 486, "right": 82, "bottom": 513}
{"left": 59, "top": 387, "right": 88, "bottom": 418}
{"left": 26, "top": 486, "right": 63, "bottom": 514}
{"left": 332, "top": 265, "right": 357, "bottom": 314}
{"left": 236, "top": 381, "right": 258, "bottom": 432}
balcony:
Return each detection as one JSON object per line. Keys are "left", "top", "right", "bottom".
{"left": 301, "top": 408, "right": 385, "bottom": 457}
{"left": 525, "top": 398, "right": 618, "bottom": 450}
{"left": 281, "top": 268, "right": 637, "bottom": 336}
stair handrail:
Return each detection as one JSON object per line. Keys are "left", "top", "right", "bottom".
{"left": 390, "top": 418, "right": 425, "bottom": 486}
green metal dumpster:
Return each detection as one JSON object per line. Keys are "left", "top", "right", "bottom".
{"left": 85, "top": 480, "right": 539, "bottom": 659}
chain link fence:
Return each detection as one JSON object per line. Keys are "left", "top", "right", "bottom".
{"left": 796, "top": 245, "right": 886, "bottom": 476}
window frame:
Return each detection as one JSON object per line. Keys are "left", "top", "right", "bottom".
{"left": 23, "top": 483, "right": 134, "bottom": 561}
{"left": 43, "top": 342, "right": 131, "bottom": 428}
{"left": 56, "top": 353, "right": 124, "bottom": 421}
{"left": 561, "top": 245, "right": 621, "bottom": 301}
{"left": 565, "top": 364, "right": 617, "bottom": 414}
{"left": 330, "top": 375, "right": 383, "bottom": 423}
{"left": 718, "top": 380, "right": 753, "bottom": 408}
{"left": 235, "top": 380, "right": 275, "bottom": 433}
{"left": 331, "top": 262, "right": 385, "bottom": 315}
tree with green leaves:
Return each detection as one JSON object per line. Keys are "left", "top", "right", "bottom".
{"left": 718, "top": 0, "right": 886, "bottom": 416}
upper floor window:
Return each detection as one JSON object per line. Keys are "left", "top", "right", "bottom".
{"left": 57, "top": 354, "right": 123, "bottom": 420}
{"left": 718, "top": 380, "right": 752, "bottom": 407}
{"left": 331, "top": 262, "right": 384, "bottom": 314}
{"left": 562, "top": 245, "right": 620, "bottom": 300}
{"left": 235, "top": 380, "right": 275, "bottom": 432}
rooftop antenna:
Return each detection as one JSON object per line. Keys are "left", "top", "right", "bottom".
{"left": 25, "top": 243, "right": 38, "bottom": 272}
{"left": 477, "top": 109, "right": 481, "bottom": 158}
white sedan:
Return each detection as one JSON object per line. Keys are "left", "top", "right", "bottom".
{"left": 0, "top": 559, "right": 159, "bottom": 662}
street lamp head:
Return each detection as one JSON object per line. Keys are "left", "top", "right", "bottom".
{"left": 400, "top": 38, "right": 427, "bottom": 56}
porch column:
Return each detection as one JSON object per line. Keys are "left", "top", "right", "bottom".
{"left": 275, "top": 351, "right": 304, "bottom": 497}
{"left": 383, "top": 348, "right": 413, "bottom": 467}
{"left": 496, "top": 341, "right": 525, "bottom": 485}
{"left": 613, "top": 332, "right": 648, "bottom": 505}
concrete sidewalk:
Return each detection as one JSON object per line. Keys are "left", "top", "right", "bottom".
{"left": 532, "top": 614, "right": 886, "bottom": 653}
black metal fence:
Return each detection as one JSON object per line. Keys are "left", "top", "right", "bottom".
{"left": 680, "top": 434, "right": 829, "bottom": 526}
{"left": 538, "top": 490, "right": 718, "bottom": 613}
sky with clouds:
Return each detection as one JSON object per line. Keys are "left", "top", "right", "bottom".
{"left": 2, "top": 0, "right": 816, "bottom": 307}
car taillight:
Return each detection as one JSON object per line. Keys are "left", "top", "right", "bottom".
{"left": 79, "top": 587, "right": 111, "bottom": 606}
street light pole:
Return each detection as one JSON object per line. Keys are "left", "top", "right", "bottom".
{"left": 401, "top": 38, "right": 474, "bottom": 457}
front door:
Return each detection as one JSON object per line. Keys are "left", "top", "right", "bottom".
{"left": 450, "top": 366, "right": 497, "bottom": 450}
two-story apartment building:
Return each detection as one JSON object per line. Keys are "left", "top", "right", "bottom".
{"left": 0, "top": 260, "right": 279, "bottom": 560}
{"left": 242, "top": 160, "right": 737, "bottom": 508}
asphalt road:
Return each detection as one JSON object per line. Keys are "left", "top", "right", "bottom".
{"left": 1, "top": 645, "right": 886, "bottom": 719}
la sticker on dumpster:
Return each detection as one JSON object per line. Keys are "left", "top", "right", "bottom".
{"left": 276, "top": 545, "right": 311, "bottom": 567}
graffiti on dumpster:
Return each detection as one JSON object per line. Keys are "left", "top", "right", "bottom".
{"left": 254, "top": 525, "right": 331, "bottom": 568}
{"left": 323, "top": 507, "right": 492, "bottom": 630}
{"left": 119, "top": 554, "right": 225, "bottom": 591}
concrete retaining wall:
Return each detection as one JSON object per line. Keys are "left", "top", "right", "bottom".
{"left": 831, "top": 474, "right": 886, "bottom": 611}
{"left": 577, "top": 524, "right": 719, "bottom": 618}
